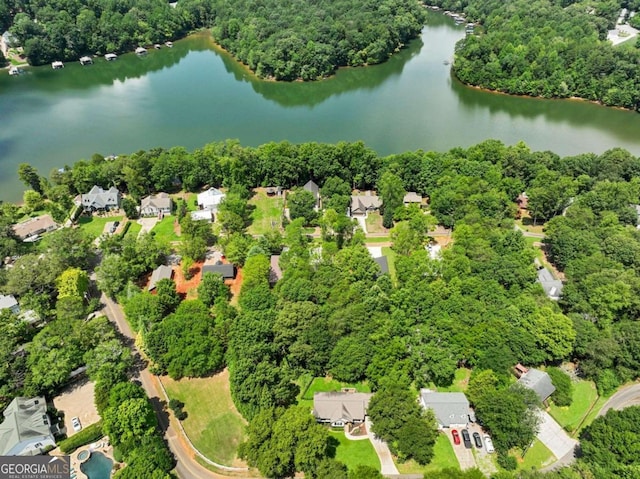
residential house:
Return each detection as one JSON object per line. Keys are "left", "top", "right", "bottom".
{"left": 269, "top": 255, "right": 283, "bottom": 284}
{"left": 197, "top": 187, "right": 225, "bottom": 212}
{"left": 350, "top": 193, "right": 382, "bottom": 217}
{"left": 537, "top": 267, "right": 563, "bottom": 301}
{"left": 0, "top": 397, "right": 56, "bottom": 456}
{"left": 313, "top": 391, "right": 373, "bottom": 427}
{"left": 374, "top": 256, "right": 389, "bottom": 275}
{"left": 303, "top": 180, "right": 321, "bottom": 209}
{"left": 81, "top": 185, "right": 121, "bottom": 211}
{"left": 12, "top": 214, "right": 57, "bottom": 241}
{"left": 0, "top": 294, "right": 20, "bottom": 314}
{"left": 148, "top": 265, "right": 174, "bottom": 291}
{"left": 517, "top": 367, "right": 556, "bottom": 403}
{"left": 140, "top": 193, "right": 172, "bottom": 217}
{"left": 202, "top": 262, "right": 236, "bottom": 280}
{"left": 420, "top": 390, "right": 471, "bottom": 428}
{"left": 403, "top": 192, "right": 423, "bottom": 206}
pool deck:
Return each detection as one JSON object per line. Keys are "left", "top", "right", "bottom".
{"left": 73, "top": 439, "right": 117, "bottom": 479}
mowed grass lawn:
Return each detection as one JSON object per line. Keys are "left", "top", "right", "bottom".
{"left": 432, "top": 368, "right": 471, "bottom": 393}
{"left": 161, "top": 369, "right": 247, "bottom": 467}
{"left": 395, "top": 433, "right": 459, "bottom": 474}
{"left": 124, "top": 221, "right": 142, "bottom": 238}
{"left": 77, "top": 215, "right": 123, "bottom": 239}
{"left": 298, "top": 376, "right": 371, "bottom": 409}
{"left": 151, "top": 215, "right": 180, "bottom": 243}
{"left": 517, "top": 439, "right": 555, "bottom": 470}
{"left": 381, "top": 246, "right": 397, "bottom": 283}
{"left": 365, "top": 212, "right": 387, "bottom": 234}
{"left": 330, "top": 431, "right": 380, "bottom": 471}
{"left": 549, "top": 380, "right": 598, "bottom": 435}
{"left": 247, "top": 191, "right": 284, "bottom": 235}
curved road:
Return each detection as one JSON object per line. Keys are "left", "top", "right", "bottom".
{"left": 102, "top": 294, "right": 248, "bottom": 479}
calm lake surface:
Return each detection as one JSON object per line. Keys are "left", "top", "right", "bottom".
{"left": 1, "top": 11, "right": 640, "bottom": 201}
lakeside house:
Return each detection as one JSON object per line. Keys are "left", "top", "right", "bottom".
{"left": 0, "top": 397, "right": 56, "bottom": 456}
{"left": 403, "top": 192, "right": 423, "bottom": 206}
{"left": 313, "top": 391, "right": 373, "bottom": 427}
{"left": 135, "top": 47, "right": 147, "bottom": 55}
{"left": 81, "top": 185, "right": 121, "bottom": 211}
{"left": 350, "top": 193, "right": 382, "bottom": 217}
{"left": 303, "top": 180, "right": 321, "bottom": 209}
{"left": 536, "top": 266, "right": 563, "bottom": 301}
{"left": 140, "top": 192, "right": 172, "bottom": 217}
{"left": 105, "top": 53, "right": 117, "bottom": 61}
{"left": 0, "top": 294, "right": 20, "bottom": 314}
{"left": 12, "top": 214, "right": 57, "bottom": 241}
{"left": 51, "top": 61, "right": 64, "bottom": 69}
{"left": 197, "top": 187, "right": 226, "bottom": 213}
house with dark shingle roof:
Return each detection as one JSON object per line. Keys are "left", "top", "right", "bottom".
{"left": 518, "top": 368, "right": 556, "bottom": 403}
{"left": 350, "top": 194, "right": 382, "bottom": 217}
{"left": 0, "top": 397, "right": 56, "bottom": 456}
{"left": 374, "top": 256, "right": 389, "bottom": 275}
{"left": 202, "top": 262, "right": 236, "bottom": 280}
{"left": 303, "top": 180, "right": 321, "bottom": 209}
{"left": 420, "top": 390, "right": 471, "bottom": 428}
{"left": 148, "top": 265, "right": 174, "bottom": 291}
{"left": 313, "top": 391, "right": 373, "bottom": 427}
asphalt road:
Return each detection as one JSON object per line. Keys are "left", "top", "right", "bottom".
{"left": 597, "top": 382, "right": 640, "bottom": 417}
{"left": 102, "top": 293, "right": 238, "bottom": 479}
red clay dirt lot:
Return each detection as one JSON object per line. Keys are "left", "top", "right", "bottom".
{"left": 173, "top": 261, "right": 204, "bottom": 299}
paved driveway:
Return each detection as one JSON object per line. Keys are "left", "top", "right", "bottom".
{"left": 536, "top": 411, "right": 578, "bottom": 460}
{"left": 365, "top": 417, "right": 399, "bottom": 475}
{"left": 137, "top": 217, "right": 159, "bottom": 237}
{"left": 445, "top": 428, "right": 477, "bottom": 470}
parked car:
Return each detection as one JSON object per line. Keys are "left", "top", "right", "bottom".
{"left": 451, "top": 429, "right": 460, "bottom": 445}
{"left": 483, "top": 434, "right": 495, "bottom": 453}
{"left": 461, "top": 429, "right": 472, "bottom": 448}
{"left": 473, "top": 432, "right": 482, "bottom": 448}
{"left": 71, "top": 417, "right": 82, "bottom": 432}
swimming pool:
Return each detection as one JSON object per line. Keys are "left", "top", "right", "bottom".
{"left": 79, "top": 451, "right": 113, "bottom": 479}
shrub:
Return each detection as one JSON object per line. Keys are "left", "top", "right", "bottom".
{"left": 59, "top": 421, "right": 103, "bottom": 453}
{"left": 497, "top": 453, "right": 517, "bottom": 470}
{"left": 548, "top": 367, "right": 573, "bottom": 407}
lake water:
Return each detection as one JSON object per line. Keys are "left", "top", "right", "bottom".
{"left": 1, "top": 11, "right": 640, "bottom": 201}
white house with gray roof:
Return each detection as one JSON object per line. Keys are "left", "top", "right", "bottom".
{"left": 140, "top": 192, "right": 172, "bottom": 216}
{"left": 81, "top": 185, "right": 121, "bottom": 211}
{"left": 518, "top": 368, "right": 556, "bottom": 403}
{"left": 313, "top": 391, "right": 373, "bottom": 427}
{"left": 197, "top": 187, "right": 225, "bottom": 212}
{"left": 537, "top": 267, "right": 563, "bottom": 301}
{"left": 0, "top": 397, "right": 55, "bottom": 456}
{"left": 420, "top": 390, "right": 471, "bottom": 428}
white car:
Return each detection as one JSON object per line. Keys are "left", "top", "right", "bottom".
{"left": 71, "top": 417, "right": 82, "bottom": 432}
{"left": 483, "top": 434, "right": 495, "bottom": 453}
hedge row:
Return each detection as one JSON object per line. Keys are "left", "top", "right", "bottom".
{"left": 59, "top": 421, "right": 104, "bottom": 454}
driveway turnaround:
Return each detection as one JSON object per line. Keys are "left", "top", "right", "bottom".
{"left": 365, "top": 417, "right": 399, "bottom": 475}
{"left": 536, "top": 411, "right": 578, "bottom": 460}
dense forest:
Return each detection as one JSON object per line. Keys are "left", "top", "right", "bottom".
{"left": 0, "top": 0, "right": 426, "bottom": 77}
{"left": 4, "top": 139, "right": 640, "bottom": 477}
{"left": 431, "top": 0, "right": 640, "bottom": 110}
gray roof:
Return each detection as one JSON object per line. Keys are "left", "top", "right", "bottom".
{"left": 403, "top": 192, "right": 422, "bottom": 203}
{"left": 197, "top": 187, "right": 225, "bottom": 211}
{"left": 148, "top": 265, "right": 173, "bottom": 291}
{"left": 0, "top": 294, "right": 18, "bottom": 311}
{"left": 374, "top": 256, "right": 389, "bottom": 275}
{"left": 82, "top": 185, "right": 120, "bottom": 209}
{"left": 537, "top": 267, "right": 563, "bottom": 300}
{"left": 420, "top": 390, "right": 470, "bottom": 427}
{"left": 141, "top": 192, "right": 172, "bottom": 211}
{"left": 202, "top": 263, "right": 236, "bottom": 279}
{"left": 0, "top": 397, "right": 54, "bottom": 456}
{"left": 518, "top": 368, "right": 556, "bottom": 402}
{"left": 303, "top": 180, "right": 320, "bottom": 197}
{"left": 313, "top": 392, "right": 373, "bottom": 423}
{"left": 351, "top": 195, "right": 382, "bottom": 214}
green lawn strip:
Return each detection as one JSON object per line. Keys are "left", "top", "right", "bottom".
{"left": 364, "top": 236, "right": 391, "bottom": 244}
{"left": 330, "top": 431, "right": 380, "bottom": 471}
{"left": 515, "top": 217, "right": 545, "bottom": 235}
{"left": 575, "top": 395, "right": 610, "bottom": 435}
{"left": 517, "top": 439, "right": 555, "bottom": 470}
{"left": 77, "top": 215, "right": 123, "bottom": 239}
{"left": 247, "top": 191, "right": 284, "bottom": 235}
{"left": 151, "top": 215, "right": 180, "bottom": 243}
{"left": 549, "top": 380, "right": 598, "bottom": 435}
{"left": 162, "top": 373, "right": 247, "bottom": 467}
{"left": 381, "top": 246, "right": 397, "bottom": 282}
{"left": 124, "top": 221, "right": 142, "bottom": 238}
{"left": 395, "top": 433, "right": 459, "bottom": 474}
{"left": 431, "top": 368, "right": 471, "bottom": 393}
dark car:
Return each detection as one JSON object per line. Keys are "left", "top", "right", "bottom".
{"left": 461, "top": 429, "right": 472, "bottom": 449}
{"left": 451, "top": 429, "right": 460, "bottom": 445}
{"left": 473, "top": 432, "right": 483, "bottom": 448}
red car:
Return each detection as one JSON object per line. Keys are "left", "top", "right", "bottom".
{"left": 451, "top": 429, "right": 461, "bottom": 445}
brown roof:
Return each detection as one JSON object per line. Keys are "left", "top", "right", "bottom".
{"left": 12, "top": 215, "right": 57, "bottom": 240}
{"left": 313, "top": 392, "right": 373, "bottom": 423}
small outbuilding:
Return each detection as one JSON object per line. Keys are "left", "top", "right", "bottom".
{"left": 79, "top": 56, "right": 93, "bottom": 65}
{"left": 105, "top": 53, "right": 117, "bottom": 61}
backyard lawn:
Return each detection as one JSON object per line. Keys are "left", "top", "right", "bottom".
{"left": 432, "top": 368, "right": 471, "bottom": 393}
{"left": 170, "top": 192, "right": 198, "bottom": 211}
{"left": 298, "top": 376, "right": 370, "bottom": 409}
{"left": 395, "top": 433, "right": 459, "bottom": 474}
{"left": 151, "top": 216, "right": 180, "bottom": 243}
{"left": 77, "top": 215, "right": 123, "bottom": 239}
{"left": 161, "top": 369, "right": 247, "bottom": 467}
{"left": 330, "top": 431, "right": 380, "bottom": 472}
{"left": 365, "top": 212, "right": 387, "bottom": 234}
{"left": 549, "top": 380, "right": 598, "bottom": 435}
{"left": 248, "top": 190, "right": 284, "bottom": 235}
